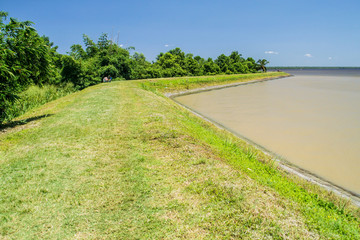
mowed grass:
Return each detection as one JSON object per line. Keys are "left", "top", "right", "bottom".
{"left": 0, "top": 73, "right": 359, "bottom": 239}
{"left": 138, "top": 72, "right": 290, "bottom": 93}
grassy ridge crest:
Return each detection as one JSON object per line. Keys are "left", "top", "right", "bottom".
{"left": 0, "top": 72, "right": 359, "bottom": 239}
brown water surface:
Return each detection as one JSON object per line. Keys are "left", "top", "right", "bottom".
{"left": 175, "top": 71, "right": 360, "bottom": 195}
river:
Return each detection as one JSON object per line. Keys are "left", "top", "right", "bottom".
{"left": 174, "top": 69, "right": 360, "bottom": 196}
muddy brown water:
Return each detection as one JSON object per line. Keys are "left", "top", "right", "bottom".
{"left": 174, "top": 70, "right": 360, "bottom": 195}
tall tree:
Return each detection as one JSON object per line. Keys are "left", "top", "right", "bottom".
{"left": 257, "top": 59, "right": 269, "bottom": 72}
{"left": 0, "top": 12, "right": 52, "bottom": 122}
{"left": 215, "top": 54, "right": 231, "bottom": 73}
{"left": 203, "top": 58, "right": 220, "bottom": 75}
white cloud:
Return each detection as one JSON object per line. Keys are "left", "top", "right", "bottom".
{"left": 164, "top": 44, "right": 169, "bottom": 47}
{"left": 304, "top": 53, "right": 313, "bottom": 58}
{"left": 328, "top": 57, "right": 332, "bottom": 60}
{"left": 265, "top": 51, "right": 279, "bottom": 55}
{"left": 119, "top": 44, "right": 124, "bottom": 47}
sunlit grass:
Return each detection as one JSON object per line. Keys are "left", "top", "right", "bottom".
{"left": 0, "top": 74, "right": 359, "bottom": 239}
{"left": 2, "top": 83, "right": 75, "bottom": 123}
{"left": 139, "top": 72, "right": 289, "bottom": 93}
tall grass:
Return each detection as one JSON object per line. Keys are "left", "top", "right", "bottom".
{"left": 2, "top": 83, "right": 75, "bottom": 123}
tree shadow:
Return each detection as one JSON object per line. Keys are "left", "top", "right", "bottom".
{"left": 0, "top": 114, "right": 54, "bottom": 131}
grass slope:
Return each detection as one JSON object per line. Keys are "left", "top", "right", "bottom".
{"left": 0, "top": 73, "right": 359, "bottom": 239}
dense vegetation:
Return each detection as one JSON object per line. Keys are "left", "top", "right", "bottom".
{"left": 0, "top": 12, "right": 268, "bottom": 123}
{"left": 268, "top": 66, "right": 360, "bottom": 69}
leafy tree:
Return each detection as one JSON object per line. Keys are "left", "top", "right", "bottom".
{"left": 97, "top": 33, "right": 111, "bottom": 50}
{"left": 215, "top": 54, "right": 231, "bottom": 73}
{"left": 99, "top": 65, "right": 118, "bottom": 79}
{"left": 82, "top": 34, "right": 98, "bottom": 58}
{"left": 229, "top": 51, "right": 244, "bottom": 63}
{"left": 184, "top": 54, "right": 201, "bottom": 76}
{"left": 60, "top": 55, "right": 82, "bottom": 86}
{"left": 203, "top": 58, "right": 220, "bottom": 75}
{"left": 244, "top": 57, "right": 258, "bottom": 73}
{"left": 232, "top": 62, "right": 248, "bottom": 74}
{"left": 257, "top": 59, "right": 269, "bottom": 72}
{"left": 0, "top": 12, "right": 52, "bottom": 122}
{"left": 69, "top": 44, "right": 86, "bottom": 60}
{"left": 66, "top": 34, "right": 135, "bottom": 83}
{"left": 154, "top": 52, "right": 186, "bottom": 77}
{"left": 194, "top": 55, "right": 205, "bottom": 64}
{"left": 1, "top": 12, "right": 270, "bottom": 123}
{"left": 130, "top": 52, "right": 152, "bottom": 79}
{"left": 144, "top": 66, "right": 162, "bottom": 79}
{"left": 60, "top": 55, "right": 99, "bottom": 89}
{"left": 156, "top": 52, "right": 178, "bottom": 69}
{"left": 42, "top": 35, "right": 63, "bottom": 84}
{"left": 168, "top": 48, "right": 186, "bottom": 68}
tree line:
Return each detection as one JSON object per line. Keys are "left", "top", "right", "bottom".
{"left": 0, "top": 12, "right": 269, "bottom": 122}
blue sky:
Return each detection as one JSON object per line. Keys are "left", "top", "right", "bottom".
{"left": 2, "top": 0, "right": 360, "bottom": 66}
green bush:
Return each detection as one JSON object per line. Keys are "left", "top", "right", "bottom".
{"left": 99, "top": 65, "right": 119, "bottom": 78}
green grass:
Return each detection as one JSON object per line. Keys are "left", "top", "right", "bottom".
{"left": 2, "top": 83, "right": 75, "bottom": 123}
{"left": 0, "top": 73, "right": 359, "bottom": 239}
{"left": 139, "top": 72, "right": 289, "bottom": 93}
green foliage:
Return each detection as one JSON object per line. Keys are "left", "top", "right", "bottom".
{"left": 0, "top": 12, "right": 269, "bottom": 123}
{"left": 0, "top": 12, "right": 55, "bottom": 122}
{"left": 60, "top": 55, "right": 99, "bottom": 89}
{"left": 141, "top": 48, "right": 266, "bottom": 78}
{"left": 130, "top": 52, "right": 152, "bottom": 79}
{"left": 203, "top": 58, "right": 220, "bottom": 75}
{"left": 82, "top": 34, "right": 98, "bottom": 58}
{"left": 257, "top": 59, "right": 270, "bottom": 72}
{"left": 99, "top": 65, "right": 119, "bottom": 78}
{"left": 60, "top": 55, "right": 82, "bottom": 85}
{"left": 184, "top": 54, "right": 201, "bottom": 76}
{"left": 68, "top": 34, "right": 134, "bottom": 82}
{"left": 2, "top": 83, "right": 75, "bottom": 122}
{"left": 69, "top": 44, "right": 86, "bottom": 60}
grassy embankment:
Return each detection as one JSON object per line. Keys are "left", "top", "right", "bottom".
{"left": 0, "top": 72, "right": 359, "bottom": 239}
{"left": 2, "top": 83, "right": 75, "bottom": 124}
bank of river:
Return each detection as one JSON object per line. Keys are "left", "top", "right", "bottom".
{"left": 1, "top": 73, "right": 359, "bottom": 238}
{"left": 173, "top": 69, "right": 360, "bottom": 202}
